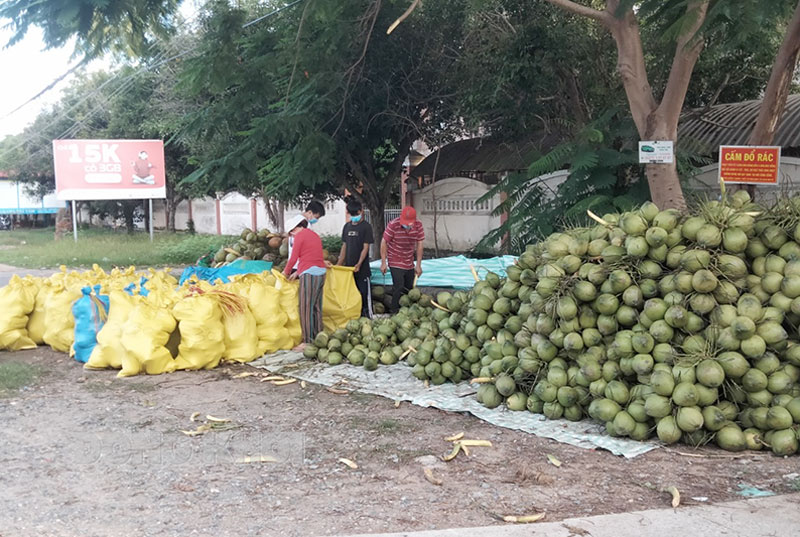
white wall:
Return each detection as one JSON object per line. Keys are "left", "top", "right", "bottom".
{"left": 159, "top": 195, "right": 349, "bottom": 237}
{"left": 410, "top": 177, "right": 502, "bottom": 251}
{"left": 283, "top": 199, "right": 347, "bottom": 237}
{"left": 409, "top": 172, "right": 569, "bottom": 252}
{"left": 686, "top": 157, "right": 800, "bottom": 204}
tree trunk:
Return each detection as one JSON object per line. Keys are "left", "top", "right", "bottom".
{"left": 123, "top": 203, "right": 136, "bottom": 234}
{"left": 546, "top": 0, "right": 711, "bottom": 211}
{"left": 165, "top": 197, "right": 177, "bottom": 232}
{"left": 262, "top": 193, "right": 283, "bottom": 231}
{"left": 369, "top": 197, "right": 386, "bottom": 257}
{"left": 749, "top": 0, "right": 800, "bottom": 146}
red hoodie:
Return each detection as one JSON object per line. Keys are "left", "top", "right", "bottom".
{"left": 283, "top": 228, "right": 326, "bottom": 276}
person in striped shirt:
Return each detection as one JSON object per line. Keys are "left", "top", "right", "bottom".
{"left": 380, "top": 206, "right": 424, "bottom": 313}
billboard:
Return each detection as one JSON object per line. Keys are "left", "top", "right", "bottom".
{"left": 719, "top": 145, "right": 781, "bottom": 185}
{"left": 52, "top": 139, "right": 167, "bottom": 200}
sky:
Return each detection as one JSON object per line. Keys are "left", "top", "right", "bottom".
{"left": 0, "top": 27, "right": 91, "bottom": 138}
{"left": 0, "top": 1, "right": 201, "bottom": 140}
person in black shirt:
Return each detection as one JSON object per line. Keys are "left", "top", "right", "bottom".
{"left": 337, "top": 199, "right": 374, "bottom": 318}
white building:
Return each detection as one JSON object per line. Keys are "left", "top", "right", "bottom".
{"left": 0, "top": 173, "right": 63, "bottom": 222}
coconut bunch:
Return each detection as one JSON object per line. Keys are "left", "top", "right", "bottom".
{"left": 212, "top": 228, "right": 339, "bottom": 268}
{"left": 303, "top": 288, "right": 440, "bottom": 370}
{"left": 406, "top": 289, "right": 495, "bottom": 384}
{"left": 471, "top": 191, "right": 800, "bottom": 455}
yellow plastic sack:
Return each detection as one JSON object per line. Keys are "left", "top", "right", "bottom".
{"left": 273, "top": 269, "right": 303, "bottom": 346}
{"left": 86, "top": 290, "right": 138, "bottom": 370}
{"left": 43, "top": 283, "right": 82, "bottom": 353}
{"left": 322, "top": 265, "right": 362, "bottom": 332}
{"left": 221, "top": 301, "right": 259, "bottom": 362}
{"left": 26, "top": 282, "right": 54, "bottom": 344}
{"left": 0, "top": 275, "right": 38, "bottom": 350}
{"left": 119, "top": 292, "right": 177, "bottom": 377}
{"left": 230, "top": 274, "right": 292, "bottom": 355}
{"left": 171, "top": 291, "right": 226, "bottom": 371}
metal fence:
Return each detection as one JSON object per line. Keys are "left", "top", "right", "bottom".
{"left": 364, "top": 207, "right": 402, "bottom": 224}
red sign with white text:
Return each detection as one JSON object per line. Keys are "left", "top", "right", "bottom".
{"left": 52, "top": 139, "right": 166, "bottom": 200}
{"left": 719, "top": 145, "right": 781, "bottom": 185}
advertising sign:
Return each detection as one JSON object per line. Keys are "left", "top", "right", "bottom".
{"left": 52, "top": 139, "right": 166, "bottom": 200}
{"left": 719, "top": 146, "right": 781, "bottom": 185}
{"left": 638, "top": 141, "right": 674, "bottom": 164}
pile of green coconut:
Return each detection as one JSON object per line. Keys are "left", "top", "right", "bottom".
{"left": 211, "top": 228, "right": 338, "bottom": 270}
{"left": 311, "top": 191, "right": 800, "bottom": 455}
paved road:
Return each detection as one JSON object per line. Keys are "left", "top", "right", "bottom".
{"left": 338, "top": 493, "right": 800, "bottom": 537}
{"left": 0, "top": 264, "right": 56, "bottom": 287}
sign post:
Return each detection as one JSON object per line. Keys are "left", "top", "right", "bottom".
{"left": 719, "top": 146, "right": 781, "bottom": 185}
{"left": 52, "top": 139, "right": 167, "bottom": 242}
{"left": 72, "top": 200, "right": 78, "bottom": 243}
{"left": 639, "top": 141, "right": 674, "bottom": 164}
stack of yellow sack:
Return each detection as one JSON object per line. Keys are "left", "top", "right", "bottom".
{"left": 0, "top": 264, "right": 359, "bottom": 376}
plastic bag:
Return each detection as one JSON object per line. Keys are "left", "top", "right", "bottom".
{"left": 273, "top": 269, "right": 303, "bottom": 346}
{"left": 119, "top": 292, "right": 177, "bottom": 377}
{"left": 230, "top": 274, "right": 292, "bottom": 355}
{"left": 86, "top": 290, "right": 137, "bottom": 370}
{"left": 43, "top": 283, "right": 82, "bottom": 353}
{"left": 322, "top": 265, "right": 362, "bottom": 332}
{"left": 71, "top": 285, "right": 109, "bottom": 363}
{"left": 179, "top": 260, "right": 273, "bottom": 286}
{"left": 0, "top": 275, "right": 38, "bottom": 351}
{"left": 171, "top": 290, "right": 226, "bottom": 371}
{"left": 221, "top": 301, "right": 259, "bottom": 362}
{"left": 26, "top": 282, "right": 54, "bottom": 344}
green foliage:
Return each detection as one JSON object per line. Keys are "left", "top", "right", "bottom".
{"left": 154, "top": 234, "right": 231, "bottom": 265}
{"left": 0, "top": 0, "right": 181, "bottom": 57}
{"left": 477, "top": 109, "right": 649, "bottom": 253}
{"left": 454, "top": 0, "right": 621, "bottom": 138}
{"left": 320, "top": 234, "right": 343, "bottom": 255}
{"left": 0, "top": 228, "right": 230, "bottom": 268}
{"left": 179, "top": 0, "right": 470, "bottom": 237}
{"left": 1, "top": 36, "right": 210, "bottom": 230}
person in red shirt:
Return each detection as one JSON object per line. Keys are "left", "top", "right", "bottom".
{"left": 380, "top": 206, "right": 424, "bottom": 312}
{"left": 283, "top": 215, "right": 327, "bottom": 346}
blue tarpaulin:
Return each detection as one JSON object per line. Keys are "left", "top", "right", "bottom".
{"left": 369, "top": 255, "right": 517, "bottom": 289}
{"left": 179, "top": 259, "right": 274, "bottom": 285}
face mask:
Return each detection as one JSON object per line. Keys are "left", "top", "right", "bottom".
{"left": 309, "top": 218, "right": 318, "bottom": 225}
{"left": 401, "top": 224, "right": 411, "bottom": 230}
{"left": 350, "top": 215, "right": 362, "bottom": 223}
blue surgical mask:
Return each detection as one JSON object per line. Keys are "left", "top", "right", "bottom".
{"left": 309, "top": 218, "right": 318, "bottom": 225}
{"left": 350, "top": 215, "right": 362, "bottom": 223}
{"left": 401, "top": 224, "right": 411, "bottom": 230}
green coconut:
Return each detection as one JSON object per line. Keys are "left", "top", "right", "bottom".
{"left": 716, "top": 425, "right": 746, "bottom": 452}
{"left": 656, "top": 416, "right": 682, "bottom": 444}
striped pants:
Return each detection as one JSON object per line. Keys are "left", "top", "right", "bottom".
{"left": 299, "top": 272, "right": 326, "bottom": 343}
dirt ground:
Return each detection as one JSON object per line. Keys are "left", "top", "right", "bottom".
{"left": 1, "top": 349, "right": 799, "bottom": 537}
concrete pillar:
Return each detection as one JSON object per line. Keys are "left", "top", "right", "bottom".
{"left": 215, "top": 194, "right": 222, "bottom": 235}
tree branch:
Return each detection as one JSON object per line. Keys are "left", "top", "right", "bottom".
{"left": 606, "top": 2, "right": 657, "bottom": 137}
{"left": 544, "top": 0, "right": 610, "bottom": 23}
{"left": 657, "top": 0, "right": 710, "bottom": 136}
{"left": 749, "top": 0, "right": 800, "bottom": 145}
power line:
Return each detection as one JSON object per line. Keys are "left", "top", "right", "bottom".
{"left": 1, "top": 1, "right": 308, "bottom": 169}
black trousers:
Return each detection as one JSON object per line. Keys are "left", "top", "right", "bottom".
{"left": 354, "top": 274, "right": 372, "bottom": 318}
{"left": 390, "top": 267, "right": 414, "bottom": 313}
